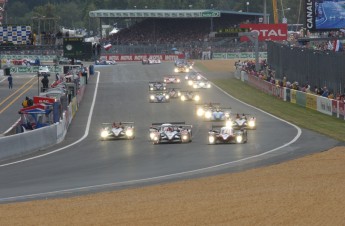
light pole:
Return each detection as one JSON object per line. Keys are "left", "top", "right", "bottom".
{"left": 246, "top": 2, "right": 249, "bottom": 12}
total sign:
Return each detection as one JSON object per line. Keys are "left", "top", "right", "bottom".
{"left": 239, "top": 24, "right": 288, "bottom": 41}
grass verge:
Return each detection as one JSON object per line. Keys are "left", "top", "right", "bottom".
{"left": 195, "top": 62, "right": 345, "bottom": 142}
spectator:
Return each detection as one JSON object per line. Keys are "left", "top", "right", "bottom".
{"left": 8, "top": 74, "right": 13, "bottom": 89}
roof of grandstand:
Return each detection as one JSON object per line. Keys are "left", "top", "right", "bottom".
{"left": 89, "top": 9, "right": 265, "bottom": 18}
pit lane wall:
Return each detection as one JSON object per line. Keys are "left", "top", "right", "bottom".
{"left": 0, "top": 73, "right": 89, "bottom": 161}
{"left": 238, "top": 71, "right": 345, "bottom": 120}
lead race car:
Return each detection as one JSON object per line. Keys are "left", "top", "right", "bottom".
{"left": 149, "top": 81, "right": 167, "bottom": 91}
{"left": 208, "top": 123, "right": 247, "bottom": 144}
{"left": 100, "top": 122, "right": 135, "bottom": 140}
{"left": 185, "top": 71, "right": 203, "bottom": 81}
{"left": 149, "top": 122, "right": 192, "bottom": 144}
{"left": 149, "top": 91, "right": 170, "bottom": 103}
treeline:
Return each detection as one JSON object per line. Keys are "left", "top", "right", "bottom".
{"left": 6, "top": 0, "right": 303, "bottom": 33}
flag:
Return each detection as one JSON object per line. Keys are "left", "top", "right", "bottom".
{"left": 104, "top": 43, "right": 112, "bottom": 51}
{"left": 327, "top": 41, "right": 334, "bottom": 50}
{"left": 333, "top": 40, "right": 342, "bottom": 52}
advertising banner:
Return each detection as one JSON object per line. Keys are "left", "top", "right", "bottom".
{"left": 332, "top": 100, "right": 338, "bottom": 117}
{"left": 317, "top": 96, "right": 332, "bottom": 116}
{"left": 33, "top": 96, "right": 55, "bottom": 105}
{"left": 239, "top": 23, "right": 288, "bottom": 41}
{"left": 102, "top": 54, "right": 184, "bottom": 62}
{"left": 296, "top": 91, "right": 306, "bottom": 107}
{"left": 290, "top": 89, "right": 297, "bottom": 104}
{"left": 339, "top": 102, "right": 345, "bottom": 120}
{"left": 306, "top": 93, "right": 317, "bottom": 110}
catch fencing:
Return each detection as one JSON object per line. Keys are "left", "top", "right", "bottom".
{"left": 267, "top": 41, "right": 345, "bottom": 95}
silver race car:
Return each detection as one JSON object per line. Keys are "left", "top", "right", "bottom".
{"left": 232, "top": 114, "right": 257, "bottom": 130}
{"left": 100, "top": 122, "right": 135, "bottom": 140}
{"left": 149, "top": 81, "right": 167, "bottom": 91}
{"left": 149, "top": 91, "right": 170, "bottom": 103}
{"left": 196, "top": 103, "right": 231, "bottom": 121}
{"left": 180, "top": 90, "right": 201, "bottom": 102}
{"left": 208, "top": 124, "right": 247, "bottom": 144}
{"left": 164, "top": 75, "right": 181, "bottom": 84}
{"left": 192, "top": 78, "right": 211, "bottom": 89}
{"left": 149, "top": 122, "right": 192, "bottom": 144}
{"left": 167, "top": 88, "right": 181, "bottom": 98}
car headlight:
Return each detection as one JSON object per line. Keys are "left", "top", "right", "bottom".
{"left": 226, "top": 120, "right": 233, "bottom": 128}
{"left": 197, "top": 76, "right": 201, "bottom": 80}
{"left": 177, "top": 91, "right": 181, "bottom": 96}
{"left": 181, "top": 95, "right": 186, "bottom": 101}
{"left": 188, "top": 80, "right": 193, "bottom": 86}
{"left": 150, "top": 87, "right": 153, "bottom": 91}
{"left": 150, "top": 95, "right": 155, "bottom": 100}
{"left": 193, "top": 84, "right": 197, "bottom": 89}
{"left": 163, "top": 87, "right": 166, "bottom": 90}
{"left": 150, "top": 132, "right": 155, "bottom": 140}
{"left": 209, "top": 136, "right": 215, "bottom": 144}
{"left": 248, "top": 120, "right": 255, "bottom": 128}
{"left": 174, "top": 68, "right": 178, "bottom": 73}
{"left": 126, "top": 129, "right": 133, "bottom": 137}
{"left": 101, "top": 130, "right": 108, "bottom": 138}
{"left": 177, "top": 79, "right": 180, "bottom": 83}
{"left": 236, "top": 135, "right": 243, "bottom": 143}
{"left": 182, "top": 135, "right": 188, "bottom": 140}
{"left": 165, "top": 95, "right": 170, "bottom": 99}
{"left": 185, "top": 76, "right": 188, "bottom": 79}
{"left": 186, "top": 68, "right": 189, "bottom": 72}
{"left": 205, "top": 111, "right": 212, "bottom": 119}
{"left": 194, "top": 95, "right": 200, "bottom": 101}
{"left": 197, "top": 108, "right": 204, "bottom": 117}
{"left": 207, "top": 84, "right": 211, "bottom": 88}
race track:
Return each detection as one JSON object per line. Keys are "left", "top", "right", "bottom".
{"left": 0, "top": 62, "right": 339, "bottom": 203}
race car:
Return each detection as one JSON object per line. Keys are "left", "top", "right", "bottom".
{"left": 174, "top": 59, "right": 186, "bottom": 66}
{"left": 149, "top": 91, "right": 170, "bottom": 103}
{"left": 95, "top": 59, "right": 117, "bottom": 65}
{"left": 149, "top": 122, "right": 192, "bottom": 144}
{"left": 164, "top": 75, "right": 181, "bottom": 84}
{"left": 180, "top": 90, "right": 200, "bottom": 102}
{"left": 192, "top": 78, "right": 211, "bottom": 89}
{"left": 196, "top": 103, "right": 231, "bottom": 121}
{"left": 167, "top": 88, "right": 181, "bottom": 98}
{"left": 149, "top": 81, "right": 167, "bottom": 91}
{"left": 142, "top": 58, "right": 161, "bottom": 64}
{"left": 100, "top": 122, "right": 135, "bottom": 140}
{"left": 196, "top": 103, "right": 220, "bottom": 118}
{"left": 208, "top": 124, "right": 247, "bottom": 144}
{"left": 232, "top": 114, "right": 257, "bottom": 130}
{"left": 174, "top": 64, "right": 190, "bottom": 73}
{"left": 185, "top": 71, "right": 203, "bottom": 81}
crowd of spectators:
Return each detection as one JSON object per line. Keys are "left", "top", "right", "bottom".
{"left": 237, "top": 59, "right": 345, "bottom": 103}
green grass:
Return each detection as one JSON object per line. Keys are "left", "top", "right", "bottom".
{"left": 195, "top": 63, "right": 345, "bottom": 142}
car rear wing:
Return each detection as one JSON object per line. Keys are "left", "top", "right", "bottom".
{"left": 151, "top": 122, "right": 186, "bottom": 126}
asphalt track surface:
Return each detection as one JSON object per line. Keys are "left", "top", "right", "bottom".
{"left": 0, "top": 62, "right": 340, "bottom": 203}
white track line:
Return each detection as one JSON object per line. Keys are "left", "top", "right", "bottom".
{"left": 0, "top": 66, "right": 302, "bottom": 202}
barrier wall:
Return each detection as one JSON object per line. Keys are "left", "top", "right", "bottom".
{"left": 241, "top": 70, "right": 345, "bottom": 120}
{"left": 0, "top": 71, "right": 91, "bottom": 161}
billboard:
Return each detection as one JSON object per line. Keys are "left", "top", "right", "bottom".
{"left": 306, "top": 0, "right": 345, "bottom": 31}
{"left": 239, "top": 24, "right": 287, "bottom": 41}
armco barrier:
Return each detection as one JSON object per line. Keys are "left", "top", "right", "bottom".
{"left": 240, "top": 70, "right": 345, "bottom": 120}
